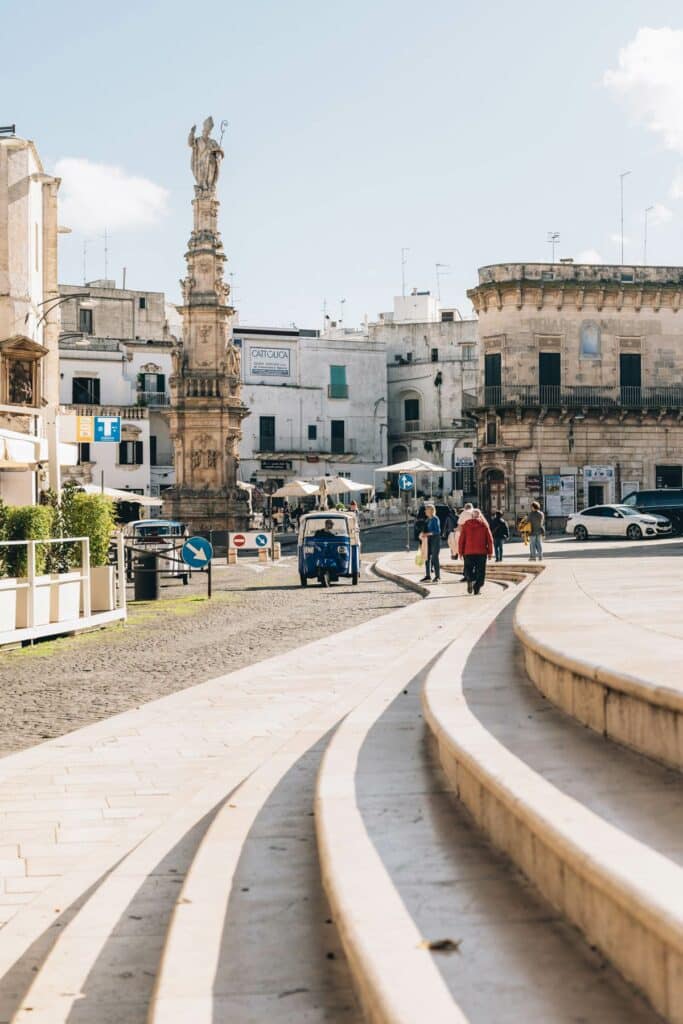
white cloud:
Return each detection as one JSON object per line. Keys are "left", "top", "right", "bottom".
{"left": 604, "top": 28, "right": 683, "bottom": 153}
{"left": 670, "top": 172, "right": 683, "bottom": 198}
{"left": 55, "top": 158, "right": 169, "bottom": 233}
{"left": 576, "top": 249, "right": 603, "bottom": 264}
{"left": 649, "top": 201, "right": 673, "bottom": 224}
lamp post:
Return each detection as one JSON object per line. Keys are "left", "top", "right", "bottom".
{"left": 619, "top": 171, "right": 631, "bottom": 264}
{"left": 643, "top": 205, "right": 654, "bottom": 266}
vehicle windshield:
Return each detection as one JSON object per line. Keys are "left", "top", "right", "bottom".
{"left": 303, "top": 518, "right": 349, "bottom": 539}
{"left": 614, "top": 506, "right": 641, "bottom": 516}
{"left": 134, "top": 523, "right": 182, "bottom": 537}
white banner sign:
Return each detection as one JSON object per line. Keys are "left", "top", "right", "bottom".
{"left": 228, "top": 530, "right": 273, "bottom": 551}
{"left": 249, "top": 347, "right": 291, "bottom": 378}
{"left": 584, "top": 465, "right": 614, "bottom": 482}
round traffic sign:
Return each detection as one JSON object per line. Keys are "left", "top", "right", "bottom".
{"left": 181, "top": 536, "right": 213, "bottom": 568}
{"left": 233, "top": 534, "right": 246, "bottom": 548}
{"left": 255, "top": 533, "right": 268, "bottom": 547}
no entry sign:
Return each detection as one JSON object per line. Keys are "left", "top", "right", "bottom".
{"left": 228, "top": 531, "right": 272, "bottom": 551}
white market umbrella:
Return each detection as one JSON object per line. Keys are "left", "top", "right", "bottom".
{"left": 271, "top": 480, "right": 320, "bottom": 498}
{"left": 375, "top": 458, "right": 445, "bottom": 474}
{"left": 78, "top": 483, "right": 162, "bottom": 507}
{"left": 316, "top": 475, "right": 374, "bottom": 495}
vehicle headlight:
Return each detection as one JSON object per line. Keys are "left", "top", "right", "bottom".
{"left": 337, "top": 545, "right": 348, "bottom": 555}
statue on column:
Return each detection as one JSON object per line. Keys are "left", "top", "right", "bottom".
{"left": 188, "top": 117, "right": 224, "bottom": 191}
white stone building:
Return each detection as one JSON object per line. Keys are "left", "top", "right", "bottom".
{"left": 236, "top": 324, "right": 387, "bottom": 491}
{"left": 57, "top": 282, "right": 175, "bottom": 502}
{"left": 369, "top": 291, "right": 478, "bottom": 498}
{"left": 0, "top": 131, "right": 76, "bottom": 504}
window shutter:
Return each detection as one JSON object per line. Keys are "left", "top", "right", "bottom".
{"left": 156, "top": 374, "right": 165, "bottom": 393}
{"left": 118, "top": 441, "right": 127, "bottom": 465}
{"left": 135, "top": 441, "right": 143, "bottom": 465}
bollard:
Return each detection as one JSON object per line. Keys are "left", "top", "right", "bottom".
{"left": 273, "top": 542, "right": 281, "bottom": 561}
{"left": 228, "top": 548, "right": 237, "bottom": 565}
{"left": 258, "top": 547, "right": 269, "bottom": 564}
{"left": 134, "top": 552, "right": 159, "bottom": 601}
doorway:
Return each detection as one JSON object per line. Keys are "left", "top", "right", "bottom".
{"left": 539, "top": 352, "right": 561, "bottom": 404}
{"left": 588, "top": 483, "right": 604, "bottom": 506}
{"left": 484, "top": 469, "right": 506, "bottom": 515}
{"left": 620, "top": 353, "right": 641, "bottom": 404}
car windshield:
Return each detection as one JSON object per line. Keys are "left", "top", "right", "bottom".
{"left": 614, "top": 506, "right": 640, "bottom": 517}
{"left": 303, "top": 518, "right": 349, "bottom": 539}
{"left": 135, "top": 523, "right": 181, "bottom": 537}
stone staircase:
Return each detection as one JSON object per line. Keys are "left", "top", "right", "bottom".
{"left": 0, "top": 554, "right": 681, "bottom": 1023}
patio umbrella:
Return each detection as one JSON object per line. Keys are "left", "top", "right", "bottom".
{"left": 375, "top": 458, "right": 445, "bottom": 474}
{"left": 79, "top": 483, "right": 162, "bottom": 507}
{"left": 271, "top": 480, "right": 320, "bottom": 498}
{"left": 316, "top": 475, "right": 374, "bottom": 495}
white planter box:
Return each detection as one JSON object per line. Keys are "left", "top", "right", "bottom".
{"left": 50, "top": 572, "right": 81, "bottom": 624}
{"left": 91, "top": 565, "right": 116, "bottom": 612}
{"left": 16, "top": 576, "right": 51, "bottom": 628}
{"left": 0, "top": 578, "right": 18, "bottom": 633}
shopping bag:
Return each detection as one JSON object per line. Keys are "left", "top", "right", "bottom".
{"left": 415, "top": 551, "right": 425, "bottom": 567}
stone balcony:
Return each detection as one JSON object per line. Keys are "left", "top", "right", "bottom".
{"left": 463, "top": 384, "right": 683, "bottom": 412}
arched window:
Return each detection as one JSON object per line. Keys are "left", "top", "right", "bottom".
{"left": 392, "top": 444, "right": 409, "bottom": 463}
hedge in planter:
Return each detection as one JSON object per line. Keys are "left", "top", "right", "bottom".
{"left": 64, "top": 493, "right": 116, "bottom": 567}
{"left": 5, "top": 505, "right": 54, "bottom": 577}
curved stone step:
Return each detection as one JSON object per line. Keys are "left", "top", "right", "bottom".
{"left": 514, "top": 559, "right": 683, "bottom": 770}
{"left": 423, "top": 587, "right": 683, "bottom": 1023}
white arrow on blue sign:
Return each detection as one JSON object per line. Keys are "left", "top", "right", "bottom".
{"left": 181, "top": 536, "right": 213, "bottom": 568}
{"left": 398, "top": 473, "right": 415, "bottom": 491}
{"left": 254, "top": 533, "right": 269, "bottom": 547}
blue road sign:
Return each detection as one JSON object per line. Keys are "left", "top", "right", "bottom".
{"left": 254, "top": 533, "right": 269, "bottom": 547}
{"left": 398, "top": 473, "right": 415, "bottom": 491}
{"left": 93, "top": 416, "right": 121, "bottom": 442}
{"left": 181, "top": 536, "right": 213, "bottom": 568}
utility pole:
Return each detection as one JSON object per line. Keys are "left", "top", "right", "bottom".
{"left": 547, "top": 231, "right": 560, "bottom": 263}
{"left": 619, "top": 170, "right": 631, "bottom": 264}
{"left": 401, "top": 248, "right": 409, "bottom": 298}
{"left": 435, "top": 263, "right": 450, "bottom": 303}
{"left": 643, "top": 205, "right": 654, "bottom": 266}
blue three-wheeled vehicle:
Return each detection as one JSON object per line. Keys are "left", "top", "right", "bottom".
{"left": 297, "top": 511, "right": 361, "bottom": 587}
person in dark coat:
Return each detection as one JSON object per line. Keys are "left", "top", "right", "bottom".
{"left": 490, "top": 510, "right": 509, "bottom": 562}
{"left": 419, "top": 502, "right": 442, "bottom": 584}
{"left": 458, "top": 508, "right": 493, "bottom": 594}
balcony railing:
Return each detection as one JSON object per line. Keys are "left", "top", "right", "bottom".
{"left": 137, "top": 390, "right": 170, "bottom": 407}
{"left": 463, "top": 384, "right": 683, "bottom": 410}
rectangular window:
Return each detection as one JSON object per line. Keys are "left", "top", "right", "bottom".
{"left": 79, "top": 308, "right": 93, "bottom": 334}
{"left": 150, "top": 435, "right": 158, "bottom": 466}
{"left": 331, "top": 420, "right": 345, "bottom": 454}
{"left": 405, "top": 353, "right": 413, "bottom": 362}
{"left": 140, "top": 372, "right": 165, "bottom": 393}
{"left": 72, "top": 377, "right": 100, "bottom": 404}
{"left": 259, "top": 416, "right": 276, "bottom": 452}
{"left": 139, "top": 296, "right": 147, "bottom": 310}
{"left": 404, "top": 398, "right": 420, "bottom": 428}
{"left": 307, "top": 424, "right": 317, "bottom": 440}
{"left": 118, "top": 440, "right": 143, "bottom": 465}
{"left": 462, "top": 345, "right": 475, "bottom": 361}
{"left": 78, "top": 442, "right": 91, "bottom": 464}
{"left": 329, "top": 365, "right": 348, "bottom": 399}
{"left": 431, "top": 348, "right": 439, "bottom": 362}
{"left": 441, "top": 310, "right": 454, "bottom": 322}
{"left": 486, "top": 419, "right": 497, "bottom": 445}
{"left": 484, "top": 352, "right": 501, "bottom": 404}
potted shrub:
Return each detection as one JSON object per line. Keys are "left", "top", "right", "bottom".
{"left": 64, "top": 493, "right": 117, "bottom": 612}
{"left": 0, "top": 499, "right": 15, "bottom": 634}
{"left": 6, "top": 505, "right": 54, "bottom": 628}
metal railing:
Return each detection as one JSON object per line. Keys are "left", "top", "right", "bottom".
{"left": 137, "top": 390, "right": 170, "bottom": 407}
{"left": 464, "top": 384, "right": 683, "bottom": 410}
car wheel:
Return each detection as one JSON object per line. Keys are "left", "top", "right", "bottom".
{"left": 626, "top": 524, "right": 643, "bottom": 540}
{"left": 573, "top": 525, "right": 588, "bottom": 541}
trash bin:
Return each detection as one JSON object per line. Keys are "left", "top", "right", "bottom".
{"left": 134, "top": 551, "right": 159, "bottom": 601}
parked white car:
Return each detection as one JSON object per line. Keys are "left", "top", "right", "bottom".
{"left": 566, "top": 504, "right": 672, "bottom": 541}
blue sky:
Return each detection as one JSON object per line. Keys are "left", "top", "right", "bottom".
{"left": 6, "top": 0, "right": 683, "bottom": 327}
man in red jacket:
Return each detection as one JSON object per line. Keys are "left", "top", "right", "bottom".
{"left": 457, "top": 508, "right": 493, "bottom": 595}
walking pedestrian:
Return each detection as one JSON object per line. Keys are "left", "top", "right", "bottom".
{"left": 458, "top": 508, "right": 493, "bottom": 594}
{"left": 490, "top": 510, "right": 509, "bottom": 562}
{"left": 443, "top": 506, "right": 458, "bottom": 560}
{"left": 454, "top": 502, "right": 475, "bottom": 575}
{"left": 528, "top": 500, "right": 545, "bottom": 561}
{"left": 419, "top": 502, "right": 442, "bottom": 584}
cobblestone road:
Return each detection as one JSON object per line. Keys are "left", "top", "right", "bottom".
{"left": 0, "top": 526, "right": 416, "bottom": 757}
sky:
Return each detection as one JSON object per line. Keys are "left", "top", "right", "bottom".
{"left": 5, "top": 0, "right": 683, "bottom": 329}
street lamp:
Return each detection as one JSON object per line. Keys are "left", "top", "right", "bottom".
{"left": 547, "top": 232, "right": 560, "bottom": 263}
{"left": 643, "top": 205, "right": 654, "bottom": 266}
{"left": 26, "top": 293, "right": 96, "bottom": 334}
{"left": 619, "top": 170, "right": 631, "bottom": 264}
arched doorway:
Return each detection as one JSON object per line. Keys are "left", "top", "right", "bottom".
{"left": 483, "top": 468, "right": 506, "bottom": 516}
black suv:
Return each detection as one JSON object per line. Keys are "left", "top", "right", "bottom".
{"left": 622, "top": 489, "right": 683, "bottom": 534}
{"left": 412, "top": 503, "right": 453, "bottom": 541}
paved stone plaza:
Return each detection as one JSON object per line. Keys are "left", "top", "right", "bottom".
{"left": 0, "top": 533, "right": 680, "bottom": 1022}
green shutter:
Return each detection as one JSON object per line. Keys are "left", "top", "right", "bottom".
{"left": 330, "top": 365, "right": 347, "bottom": 398}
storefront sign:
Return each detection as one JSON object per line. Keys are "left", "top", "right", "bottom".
{"left": 76, "top": 416, "right": 121, "bottom": 443}
{"left": 525, "top": 474, "right": 541, "bottom": 491}
{"left": 544, "top": 474, "right": 576, "bottom": 515}
{"left": 584, "top": 465, "right": 614, "bottom": 482}
{"left": 452, "top": 448, "right": 474, "bottom": 468}
{"left": 261, "top": 459, "right": 292, "bottom": 470}
{"left": 249, "top": 347, "right": 291, "bottom": 378}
